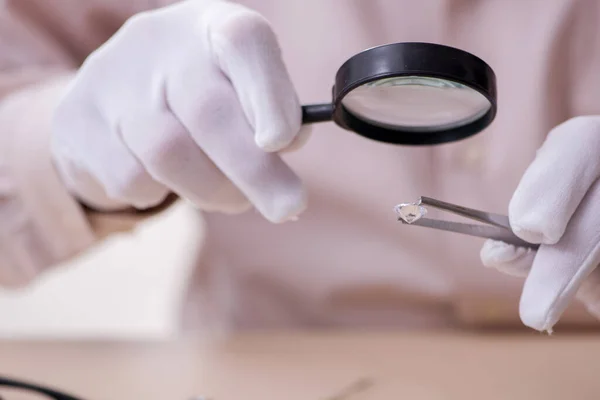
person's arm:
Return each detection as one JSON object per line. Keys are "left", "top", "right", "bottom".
{"left": 0, "top": 0, "right": 155, "bottom": 287}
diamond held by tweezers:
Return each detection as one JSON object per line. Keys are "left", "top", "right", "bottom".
{"left": 394, "top": 200, "right": 427, "bottom": 224}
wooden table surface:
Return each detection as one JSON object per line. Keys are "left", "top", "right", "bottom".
{"left": 1, "top": 331, "right": 600, "bottom": 400}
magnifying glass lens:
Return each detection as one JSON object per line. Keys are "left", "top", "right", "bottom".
{"left": 341, "top": 76, "right": 492, "bottom": 132}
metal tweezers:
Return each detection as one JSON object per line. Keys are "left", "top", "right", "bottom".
{"left": 395, "top": 196, "right": 538, "bottom": 249}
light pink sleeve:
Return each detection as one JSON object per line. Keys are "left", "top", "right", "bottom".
{"left": 568, "top": 3, "right": 600, "bottom": 116}
{"left": 0, "top": 0, "right": 153, "bottom": 287}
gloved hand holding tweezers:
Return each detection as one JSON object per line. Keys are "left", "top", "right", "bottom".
{"left": 396, "top": 116, "right": 600, "bottom": 333}
{"left": 395, "top": 196, "right": 537, "bottom": 249}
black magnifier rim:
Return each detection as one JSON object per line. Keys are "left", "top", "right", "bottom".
{"left": 332, "top": 42, "right": 497, "bottom": 145}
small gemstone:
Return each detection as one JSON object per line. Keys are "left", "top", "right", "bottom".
{"left": 394, "top": 202, "right": 427, "bottom": 224}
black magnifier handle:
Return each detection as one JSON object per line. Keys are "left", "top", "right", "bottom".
{"left": 302, "top": 103, "right": 334, "bottom": 124}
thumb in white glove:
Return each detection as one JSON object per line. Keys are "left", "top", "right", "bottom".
{"left": 51, "top": 0, "right": 310, "bottom": 223}
{"left": 481, "top": 116, "right": 600, "bottom": 333}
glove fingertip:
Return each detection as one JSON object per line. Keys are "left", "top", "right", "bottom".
{"left": 511, "top": 224, "right": 561, "bottom": 245}
{"left": 509, "top": 186, "right": 567, "bottom": 245}
{"left": 255, "top": 130, "right": 294, "bottom": 152}
{"left": 480, "top": 240, "right": 535, "bottom": 278}
{"left": 255, "top": 107, "right": 303, "bottom": 153}
{"left": 265, "top": 190, "right": 307, "bottom": 223}
{"left": 259, "top": 179, "right": 307, "bottom": 224}
{"left": 519, "top": 299, "right": 557, "bottom": 333}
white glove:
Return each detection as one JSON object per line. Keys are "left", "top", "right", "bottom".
{"left": 51, "top": 0, "right": 309, "bottom": 223}
{"left": 481, "top": 116, "right": 600, "bottom": 332}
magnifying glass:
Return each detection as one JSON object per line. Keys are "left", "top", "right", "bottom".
{"left": 301, "top": 42, "right": 497, "bottom": 145}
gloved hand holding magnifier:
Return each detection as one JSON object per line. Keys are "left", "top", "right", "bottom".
{"left": 301, "top": 42, "right": 497, "bottom": 145}
{"left": 57, "top": 30, "right": 498, "bottom": 222}
{"left": 84, "top": 41, "right": 498, "bottom": 216}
